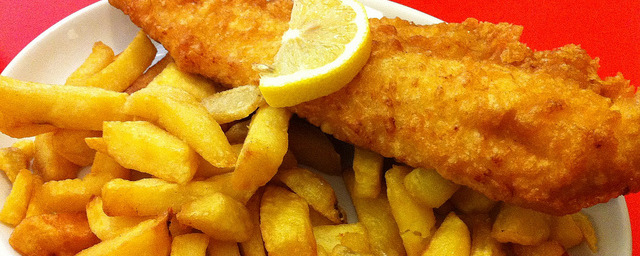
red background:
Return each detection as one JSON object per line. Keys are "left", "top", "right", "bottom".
{"left": 0, "top": 0, "right": 638, "bottom": 254}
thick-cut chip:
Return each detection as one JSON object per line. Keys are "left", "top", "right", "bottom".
{"left": 0, "top": 169, "right": 40, "bottom": 225}
{"left": 10, "top": 213, "right": 100, "bottom": 256}
{"left": 225, "top": 120, "right": 251, "bottom": 144}
{"left": 125, "top": 85, "right": 235, "bottom": 168}
{"left": 352, "top": 147, "right": 383, "bottom": 198}
{"left": 0, "top": 76, "right": 129, "bottom": 137}
{"left": 147, "top": 62, "right": 217, "bottom": 100}
{"left": 385, "top": 165, "right": 435, "bottom": 256}
{"left": 66, "top": 41, "right": 116, "bottom": 86}
{"left": 11, "top": 140, "right": 34, "bottom": 160}
{"left": 170, "top": 233, "right": 210, "bottom": 256}
{"left": 276, "top": 167, "right": 341, "bottom": 224}
{"left": 194, "top": 144, "right": 242, "bottom": 178}
{"left": 450, "top": 186, "right": 498, "bottom": 214}
{"left": 491, "top": 204, "right": 552, "bottom": 245}
{"left": 344, "top": 171, "right": 406, "bottom": 256}
{"left": 571, "top": 212, "right": 598, "bottom": 252}
{"left": 76, "top": 213, "right": 171, "bottom": 256}
{"left": 51, "top": 129, "right": 101, "bottom": 166}
{"left": 512, "top": 240, "right": 567, "bottom": 256}
{"left": 313, "top": 223, "right": 370, "bottom": 254}
{"left": 207, "top": 239, "right": 242, "bottom": 256}
{"left": 463, "top": 214, "right": 507, "bottom": 256}
{"left": 176, "top": 193, "right": 253, "bottom": 242}
{"left": 0, "top": 147, "right": 30, "bottom": 182}
{"left": 288, "top": 119, "right": 341, "bottom": 175}
{"left": 201, "top": 85, "right": 264, "bottom": 124}
{"left": 232, "top": 106, "right": 291, "bottom": 191}
{"left": 184, "top": 173, "right": 256, "bottom": 204}
{"left": 85, "top": 137, "right": 108, "bottom": 154}
{"left": 404, "top": 168, "right": 460, "bottom": 208}
{"left": 240, "top": 189, "right": 267, "bottom": 256}
{"left": 260, "top": 186, "right": 316, "bottom": 256}
{"left": 126, "top": 55, "right": 173, "bottom": 94}
{"left": 33, "top": 132, "right": 81, "bottom": 181}
{"left": 169, "top": 215, "right": 194, "bottom": 238}
{"left": 86, "top": 197, "right": 149, "bottom": 241}
{"left": 309, "top": 208, "right": 335, "bottom": 227}
{"left": 422, "top": 212, "right": 471, "bottom": 256}
{"left": 103, "top": 121, "right": 198, "bottom": 184}
{"left": 550, "top": 215, "right": 584, "bottom": 249}
{"left": 80, "top": 31, "right": 157, "bottom": 92}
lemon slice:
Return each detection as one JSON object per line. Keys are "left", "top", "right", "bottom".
{"left": 259, "top": 0, "right": 372, "bottom": 107}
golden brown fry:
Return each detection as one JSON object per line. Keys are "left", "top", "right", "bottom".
{"left": 170, "top": 233, "right": 210, "bottom": 256}
{"left": 11, "top": 140, "right": 34, "bottom": 160}
{"left": 491, "top": 204, "right": 552, "bottom": 245}
{"left": 51, "top": 129, "right": 101, "bottom": 166}
{"left": 169, "top": 214, "right": 194, "bottom": 238}
{"left": 404, "top": 167, "right": 459, "bottom": 208}
{"left": 288, "top": 119, "right": 342, "bottom": 175}
{"left": 385, "top": 165, "right": 435, "bottom": 256}
{"left": 260, "top": 186, "right": 316, "bottom": 256}
{"left": 0, "top": 76, "right": 129, "bottom": 136}
{"left": 511, "top": 240, "right": 567, "bottom": 256}
{"left": 232, "top": 106, "right": 291, "bottom": 191}
{"left": 239, "top": 189, "right": 267, "bottom": 256}
{"left": 207, "top": 239, "right": 242, "bottom": 256}
{"left": 66, "top": 41, "right": 116, "bottom": 86}
{"left": 313, "top": 223, "right": 370, "bottom": 254}
{"left": 86, "top": 197, "right": 150, "bottom": 241}
{"left": 176, "top": 193, "right": 253, "bottom": 242}
{"left": 276, "top": 167, "right": 342, "bottom": 224}
{"left": 0, "top": 169, "right": 40, "bottom": 226}
{"left": 201, "top": 85, "right": 264, "bottom": 124}
{"left": 33, "top": 132, "right": 81, "bottom": 181}
{"left": 450, "top": 186, "right": 498, "bottom": 214}
{"left": 422, "top": 212, "right": 471, "bottom": 256}
{"left": 0, "top": 147, "right": 30, "bottom": 183}
{"left": 103, "top": 121, "right": 198, "bottom": 184}
{"left": 10, "top": 212, "right": 100, "bottom": 256}
{"left": 352, "top": 147, "right": 383, "bottom": 198}
{"left": 549, "top": 215, "right": 584, "bottom": 249}
{"left": 146, "top": 61, "right": 216, "bottom": 100}
{"left": 571, "top": 212, "right": 598, "bottom": 252}
{"left": 81, "top": 31, "right": 157, "bottom": 92}
{"left": 76, "top": 213, "right": 171, "bottom": 256}
{"left": 463, "top": 214, "right": 507, "bottom": 256}
{"left": 344, "top": 171, "right": 406, "bottom": 256}
{"left": 225, "top": 120, "right": 251, "bottom": 144}
{"left": 84, "top": 137, "right": 108, "bottom": 154}
{"left": 126, "top": 55, "right": 173, "bottom": 94}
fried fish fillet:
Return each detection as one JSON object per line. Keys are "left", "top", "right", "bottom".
{"left": 110, "top": 0, "right": 640, "bottom": 215}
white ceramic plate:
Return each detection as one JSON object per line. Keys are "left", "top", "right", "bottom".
{"left": 0, "top": 0, "right": 632, "bottom": 255}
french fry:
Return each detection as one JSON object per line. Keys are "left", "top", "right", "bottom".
{"left": 170, "top": 233, "right": 210, "bottom": 256}
{"left": 66, "top": 41, "right": 116, "bottom": 86}
{"left": 84, "top": 137, "right": 108, "bottom": 154}
{"left": 225, "top": 120, "right": 250, "bottom": 144}
{"left": 422, "top": 212, "right": 471, "bottom": 256}
{"left": 276, "top": 167, "right": 342, "bottom": 224}
{"left": 0, "top": 169, "right": 40, "bottom": 226}
{"left": 50, "top": 129, "right": 101, "bottom": 166}
{"left": 103, "top": 121, "right": 198, "bottom": 184}
{"left": 0, "top": 147, "right": 30, "bottom": 182}
{"left": 313, "top": 223, "right": 370, "bottom": 254}
{"left": 207, "top": 239, "right": 242, "bottom": 256}
{"left": 80, "top": 31, "right": 157, "bottom": 92}
{"left": 491, "top": 204, "right": 552, "bottom": 245}
{"left": 194, "top": 144, "right": 242, "bottom": 178}
{"left": 511, "top": 240, "right": 567, "bottom": 256}
{"left": 126, "top": 55, "right": 173, "bottom": 94}
{"left": 76, "top": 213, "right": 171, "bottom": 256}
{"left": 344, "top": 171, "right": 406, "bottom": 256}
{"left": 239, "top": 189, "right": 267, "bottom": 256}
{"left": 309, "top": 208, "right": 337, "bottom": 227}
{"left": 232, "top": 106, "right": 291, "bottom": 191}
{"left": 385, "top": 165, "right": 435, "bottom": 256}
{"left": 201, "top": 85, "right": 264, "bottom": 124}
{"left": 176, "top": 193, "right": 253, "bottom": 242}
{"left": 147, "top": 61, "right": 216, "bottom": 100}
{"left": 0, "top": 76, "right": 129, "bottom": 137}
{"left": 404, "top": 167, "right": 459, "bottom": 208}
{"left": 11, "top": 139, "right": 34, "bottom": 160}
{"left": 352, "top": 147, "right": 384, "bottom": 198}
{"left": 549, "top": 215, "right": 584, "bottom": 249}
{"left": 33, "top": 132, "right": 81, "bottom": 181}
{"left": 169, "top": 214, "right": 194, "bottom": 238}
{"left": 463, "top": 214, "right": 507, "bottom": 256}
{"left": 125, "top": 85, "right": 235, "bottom": 168}
{"left": 86, "top": 197, "right": 150, "bottom": 241}
{"left": 287, "top": 119, "right": 342, "bottom": 175}
{"left": 260, "top": 186, "right": 316, "bottom": 256}
{"left": 571, "top": 212, "right": 598, "bottom": 252}
{"left": 10, "top": 213, "right": 100, "bottom": 256}
{"left": 450, "top": 186, "right": 498, "bottom": 214}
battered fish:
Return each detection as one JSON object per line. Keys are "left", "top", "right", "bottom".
{"left": 110, "top": 0, "right": 640, "bottom": 215}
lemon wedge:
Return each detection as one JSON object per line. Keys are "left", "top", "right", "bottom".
{"left": 259, "top": 0, "right": 372, "bottom": 107}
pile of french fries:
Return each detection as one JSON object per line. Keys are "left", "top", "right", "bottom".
{"left": 0, "top": 31, "right": 599, "bottom": 256}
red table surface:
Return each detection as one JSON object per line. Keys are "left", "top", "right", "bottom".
{"left": 0, "top": 0, "right": 638, "bottom": 254}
